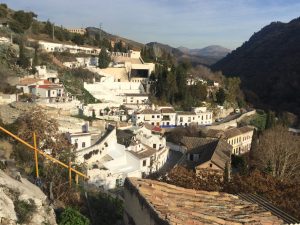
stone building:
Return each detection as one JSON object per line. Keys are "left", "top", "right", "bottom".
{"left": 124, "top": 178, "right": 284, "bottom": 225}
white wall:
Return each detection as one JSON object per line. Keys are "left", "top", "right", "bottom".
{"left": 67, "top": 133, "right": 91, "bottom": 150}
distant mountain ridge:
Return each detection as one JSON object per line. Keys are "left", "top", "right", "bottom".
{"left": 212, "top": 18, "right": 300, "bottom": 116}
{"left": 146, "top": 42, "right": 230, "bottom": 66}
{"left": 178, "top": 45, "right": 231, "bottom": 59}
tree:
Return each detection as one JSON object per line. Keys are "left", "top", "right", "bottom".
{"left": 225, "top": 77, "right": 241, "bottom": 104}
{"left": 252, "top": 125, "right": 300, "bottom": 181}
{"left": 166, "top": 71, "right": 178, "bottom": 104}
{"left": 31, "top": 20, "right": 41, "bottom": 34}
{"left": 31, "top": 44, "right": 39, "bottom": 74}
{"left": 72, "top": 34, "right": 85, "bottom": 45}
{"left": 190, "top": 82, "right": 207, "bottom": 102}
{"left": 16, "top": 107, "right": 73, "bottom": 156}
{"left": 14, "top": 107, "right": 81, "bottom": 205}
{"left": 265, "top": 110, "right": 276, "bottom": 129}
{"left": 175, "top": 64, "right": 187, "bottom": 102}
{"left": 0, "top": 4, "right": 8, "bottom": 18}
{"left": 216, "top": 88, "right": 226, "bottom": 105}
{"left": 44, "top": 20, "right": 53, "bottom": 36}
{"left": 17, "top": 41, "right": 30, "bottom": 69}
{"left": 13, "top": 10, "right": 37, "bottom": 30}
{"left": 98, "top": 48, "right": 110, "bottom": 68}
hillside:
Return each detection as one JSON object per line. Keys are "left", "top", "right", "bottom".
{"left": 212, "top": 18, "right": 300, "bottom": 116}
{"left": 86, "top": 27, "right": 143, "bottom": 50}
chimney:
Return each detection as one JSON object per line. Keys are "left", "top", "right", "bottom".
{"left": 82, "top": 122, "right": 89, "bottom": 133}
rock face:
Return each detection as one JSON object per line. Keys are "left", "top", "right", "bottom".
{"left": 0, "top": 170, "right": 57, "bottom": 225}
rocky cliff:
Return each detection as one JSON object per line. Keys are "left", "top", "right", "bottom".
{"left": 0, "top": 170, "right": 57, "bottom": 225}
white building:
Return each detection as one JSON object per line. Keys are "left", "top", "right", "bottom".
{"left": 132, "top": 109, "right": 161, "bottom": 126}
{"left": 67, "top": 132, "right": 92, "bottom": 150}
{"left": 122, "top": 93, "right": 149, "bottom": 105}
{"left": 223, "top": 126, "right": 254, "bottom": 155}
{"left": 30, "top": 84, "right": 64, "bottom": 103}
{"left": 159, "top": 107, "right": 177, "bottom": 127}
{"left": 74, "top": 125, "right": 169, "bottom": 189}
{"left": 84, "top": 81, "right": 145, "bottom": 104}
{"left": 38, "top": 40, "right": 100, "bottom": 55}
{"left": 176, "top": 107, "right": 213, "bottom": 126}
{"left": 132, "top": 106, "right": 213, "bottom": 127}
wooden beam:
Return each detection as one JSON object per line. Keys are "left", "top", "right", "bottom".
{"left": 33, "top": 132, "right": 39, "bottom": 178}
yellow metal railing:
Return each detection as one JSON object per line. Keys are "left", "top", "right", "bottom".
{"left": 0, "top": 126, "right": 88, "bottom": 185}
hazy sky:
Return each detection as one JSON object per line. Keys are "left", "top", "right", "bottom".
{"left": 4, "top": 0, "right": 300, "bottom": 49}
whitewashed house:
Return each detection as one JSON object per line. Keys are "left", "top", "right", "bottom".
{"left": 132, "top": 108, "right": 161, "bottom": 126}
{"left": 159, "top": 107, "right": 177, "bottom": 127}
{"left": 74, "top": 125, "right": 169, "bottom": 189}
{"left": 176, "top": 107, "right": 213, "bottom": 126}
{"left": 38, "top": 40, "right": 100, "bottom": 55}
{"left": 132, "top": 106, "right": 213, "bottom": 127}
{"left": 30, "top": 84, "right": 64, "bottom": 103}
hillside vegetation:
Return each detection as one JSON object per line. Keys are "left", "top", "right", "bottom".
{"left": 213, "top": 18, "right": 300, "bottom": 117}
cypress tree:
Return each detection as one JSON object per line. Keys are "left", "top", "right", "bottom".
{"left": 98, "top": 48, "right": 110, "bottom": 68}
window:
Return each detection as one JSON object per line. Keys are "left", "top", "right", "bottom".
{"left": 143, "top": 160, "right": 147, "bottom": 167}
{"left": 180, "top": 117, "right": 183, "bottom": 122}
{"left": 152, "top": 115, "right": 155, "bottom": 118}
{"left": 153, "top": 144, "right": 156, "bottom": 149}
{"left": 210, "top": 163, "right": 213, "bottom": 168}
{"left": 157, "top": 115, "right": 160, "bottom": 118}
{"left": 82, "top": 142, "right": 86, "bottom": 148}
{"left": 189, "top": 154, "right": 194, "bottom": 161}
{"left": 188, "top": 117, "right": 191, "bottom": 122}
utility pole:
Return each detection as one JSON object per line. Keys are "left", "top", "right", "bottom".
{"left": 52, "top": 23, "right": 55, "bottom": 40}
{"left": 99, "top": 23, "right": 102, "bottom": 45}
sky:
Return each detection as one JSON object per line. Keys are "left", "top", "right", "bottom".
{"left": 4, "top": 0, "right": 300, "bottom": 49}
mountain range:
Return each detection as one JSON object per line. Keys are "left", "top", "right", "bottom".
{"left": 178, "top": 45, "right": 231, "bottom": 59}
{"left": 145, "top": 42, "right": 230, "bottom": 66}
{"left": 213, "top": 18, "right": 300, "bottom": 117}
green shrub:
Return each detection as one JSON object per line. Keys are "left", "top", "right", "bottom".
{"left": 58, "top": 207, "right": 90, "bottom": 225}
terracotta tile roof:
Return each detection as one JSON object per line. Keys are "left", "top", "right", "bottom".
{"left": 19, "top": 78, "right": 42, "bottom": 85}
{"left": 180, "top": 137, "right": 231, "bottom": 170}
{"left": 224, "top": 126, "right": 254, "bottom": 139}
{"left": 31, "top": 84, "right": 62, "bottom": 89}
{"left": 206, "top": 129, "right": 224, "bottom": 138}
{"left": 177, "top": 111, "right": 196, "bottom": 115}
{"left": 139, "top": 109, "right": 160, "bottom": 114}
{"left": 160, "top": 108, "right": 176, "bottom": 114}
{"left": 143, "top": 123, "right": 154, "bottom": 131}
{"left": 125, "top": 178, "right": 284, "bottom": 225}
{"left": 124, "top": 93, "right": 148, "bottom": 97}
